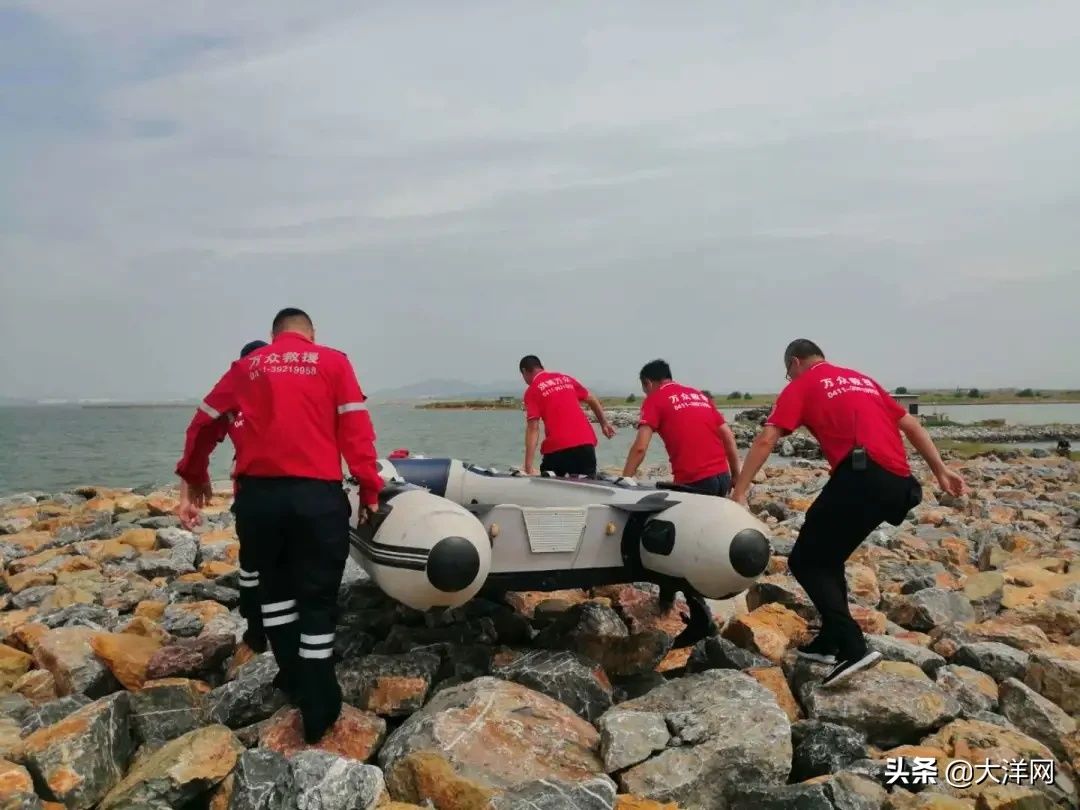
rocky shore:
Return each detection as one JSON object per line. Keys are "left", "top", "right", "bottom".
{"left": 598, "top": 409, "right": 1080, "bottom": 461}
{"left": 0, "top": 452, "right": 1078, "bottom": 809}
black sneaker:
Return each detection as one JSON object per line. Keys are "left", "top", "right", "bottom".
{"left": 796, "top": 636, "right": 838, "bottom": 664}
{"left": 821, "top": 651, "right": 882, "bottom": 687}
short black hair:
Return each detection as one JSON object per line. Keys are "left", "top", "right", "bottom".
{"left": 272, "top": 308, "right": 313, "bottom": 335}
{"left": 639, "top": 359, "right": 672, "bottom": 383}
{"left": 519, "top": 355, "right": 543, "bottom": 373}
{"left": 240, "top": 340, "right": 268, "bottom": 358}
{"left": 784, "top": 339, "right": 824, "bottom": 365}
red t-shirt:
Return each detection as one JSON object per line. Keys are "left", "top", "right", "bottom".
{"left": 524, "top": 370, "right": 598, "bottom": 455}
{"left": 766, "top": 361, "right": 910, "bottom": 476}
{"left": 639, "top": 383, "right": 729, "bottom": 484}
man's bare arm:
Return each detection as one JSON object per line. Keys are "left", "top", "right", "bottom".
{"left": 524, "top": 419, "right": 541, "bottom": 474}
{"left": 898, "top": 414, "right": 967, "bottom": 496}
{"left": 585, "top": 394, "right": 616, "bottom": 439}
{"left": 730, "top": 425, "right": 785, "bottom": 503}
{"left": 622, "top": 425, "right": 653, "bottom": 477}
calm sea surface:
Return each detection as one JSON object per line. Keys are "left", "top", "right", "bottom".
{"left": 1, "top": 402, "right": 1078, "bottom": 495}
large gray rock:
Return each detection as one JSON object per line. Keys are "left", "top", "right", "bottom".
{"left": 271, "top": 750, "right": 385, "bottom": 810}
{"left": 597, "top": 710, "right": 671, "bottom": 772}
{"left": 686, "top": 635, "right": 772, "bottom": 673}
{"left": 952, "top": 641, "right": 1031, "bottom": 682}
{"left": 998, "top": 677, "right": 1078, "bottom": 762}
{"left": 963, "top": 571, "right": 1005, "bottom": 620}
{"left": 378, "top": 677, "right": 604, "bottom": 791}
{"left": 789, "top": 720, "right": 868, "bottom": 782}
{"left": 886, "top": 589, "right": 976, "bottom": 632}
{"left": 733, "top": 773, "right": 886, "bottom": 810}
{"left": 493, "top": 649, "right": 614, "bottom": 723}
{"left": 130, "top": 679, "right": 210, "bottom": 747}
{"left": 601, "top": 670, "right": 791, "bottom": 809}
{"left": 800, "top": 666, "right": 960, "bottom": 748}
{"left": 1025, "top": 646, "right": 1080, "bottom": 715}
{"left": 866, "top": 635, "right": 947, "bottom": 677}
{"left": 336, "top": 650, "right": 440, "bottom": 718}
{"left": 535, "top": 603, "right": 672, "bottom": 678}
{"left": 98, "top": 724, "right": 243, "bottom": 809}
{"left": 22, "top": 693, "right": 134, "bottom": 810}
{"left": 489, "top": 776, "right": 617, "bottom": 810}
{"left": 935, "top": 664, "right": 1000, "bottom": 716}
{"left": 19, "top": 694, "right": 93, "bottom": 735}
{"left": 207, "top": 653, "right": 286, "bottom": 729}
{"left": 229, "top": 748, "right": 288, "bottom": 810}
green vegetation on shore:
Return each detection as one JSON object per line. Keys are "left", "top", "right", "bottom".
{"left": 417, "top": 388, "right": 1080, "bottom": 411}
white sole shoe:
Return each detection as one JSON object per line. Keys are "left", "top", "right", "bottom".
{"left": 821, "top": 651, "right": 882, "bottom": 687}
{"left": 796, "top": 650, "right": 837, "bottom": 664}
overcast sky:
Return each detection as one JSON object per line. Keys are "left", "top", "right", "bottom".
{"left": 2, "top": 1, "right": 1078, "bottom": 401}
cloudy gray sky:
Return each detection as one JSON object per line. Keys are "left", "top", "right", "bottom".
{"left": 2, "top": 1, "right": 1078, "bottom": 401}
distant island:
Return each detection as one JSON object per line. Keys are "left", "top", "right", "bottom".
{"left": 417, "top": 388, "right": 1080, "bottom": 411}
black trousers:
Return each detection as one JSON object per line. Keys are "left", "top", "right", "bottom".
{"left": 231, "top": 499, "right": 265, "bottom": 649}
{"left": 540, "top": 444, "right": 597, "bottom": 477}
{"left": 681, "top": 472, "right": 732, "bottom": 497}
{"left": 234, "top": 476, "right": 350, "bottom": 737}
{"left": 787, "top": 456, "right": 921, "bottom": 660}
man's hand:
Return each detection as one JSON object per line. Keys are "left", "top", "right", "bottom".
{"left": 177, "top": 497, "right": 202, "bottom": 530}
{"left": 523, "top": 465, "right": 538, "bottom": 476}
{"left": 357, "top": 504, "right": 379, "bottom": 526}
{"left": 729, "top": 488, "right": 749, "bottom": 508}
{"left": 601, "top": 422, "right": 617, "bottom": 440}
{"left": 190, "top": 482, "right": 213, "bottom": 508}
{"left": 935, "top": 467, "right": 967, "bottom": 498}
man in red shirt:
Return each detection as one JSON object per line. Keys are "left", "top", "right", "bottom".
{"left": 621, "top": 359, "right": 741, "bottom": 495}
{"left": 177, "top": 338, "right": 268, "bottom": 652}
{"left": 519, "top": 355, "right": 616, "bottom": 477}
{"left": 175, "top": 308, "right": 383, "bottom": 743}
{"left": 731, "top": 339, "right": 966, "bottom": 687}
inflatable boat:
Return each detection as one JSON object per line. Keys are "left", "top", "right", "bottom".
{"left": 346, "top": 457, "right": 772, "bottom": 643}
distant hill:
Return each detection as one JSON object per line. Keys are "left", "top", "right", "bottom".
{"left": 371, "top": 377, "right": 628, "bottom": 402}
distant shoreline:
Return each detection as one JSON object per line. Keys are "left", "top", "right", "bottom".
{"left": 416, "top": 390, "right": 1080, "bottom": 411}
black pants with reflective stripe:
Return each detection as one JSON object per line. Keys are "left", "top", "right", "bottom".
{"left": 787, "top": 455, "right": 921, "bottom": 660}
{"left": 234, "top": 476, "right": 349, "bottom": 727}
{"left": 232, "top": 498, "right": 264, "bottom": 647}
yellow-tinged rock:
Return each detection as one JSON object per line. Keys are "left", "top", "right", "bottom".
{"left": 134, "top": 601, "right": 167, "bottom": 621}
{"left": 746, "top": 666, "right": 803, "bottom": 722}
{"left": 115, "top": 528, "right": 156, "bottom": 552}
{"left": 721, "top": 603, "right": 811, "bottom": 663}
{"left": 615, "top": 798, "right": 680, "bottom": 810}
{"left": 3, "top": 569, "right": 56, "bottom": 594}
{"left": 878, "top": 661, "right": 932, "bottom": 682}
{"left": 0, "top": 758, "right": 35, "bottom": 797}
{"left": 90, "top": 632, "right": 164, "bottom": 690}
{"left": 0, "top": 644, "right": 33, "bottom": 690}
{"left": 98, "top": 724, "right": 243, "bottom": 809}
{"left": 13, "top": 669, "right": 58, "bottom": 704}
{"left": 117, "top": 616, "right": 171, "bottom": 644}
{"left": 385, "top": 752, "right": 496, "bottom": 809}
{"left": 200, "top": 561, "right": 238, "bottom": 578}
{"left": 0, "top": 610, "right": 37, "bottom": 645}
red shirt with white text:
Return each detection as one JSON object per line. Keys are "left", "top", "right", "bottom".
{"left": 175, "top": 332, "right": 383, "bottom": 505}
{"left": 524, "top": 370, "right": 597, "bottom": 455}
{"left": 766, "top": 361, "right": 910, "bottom": 476}
{"left": 639, "top": 382, "right": 729, "bottom": 483}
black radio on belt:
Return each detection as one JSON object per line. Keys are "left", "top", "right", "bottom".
{"left": 851, "top": 445, "right": 867, "bottom": 471}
